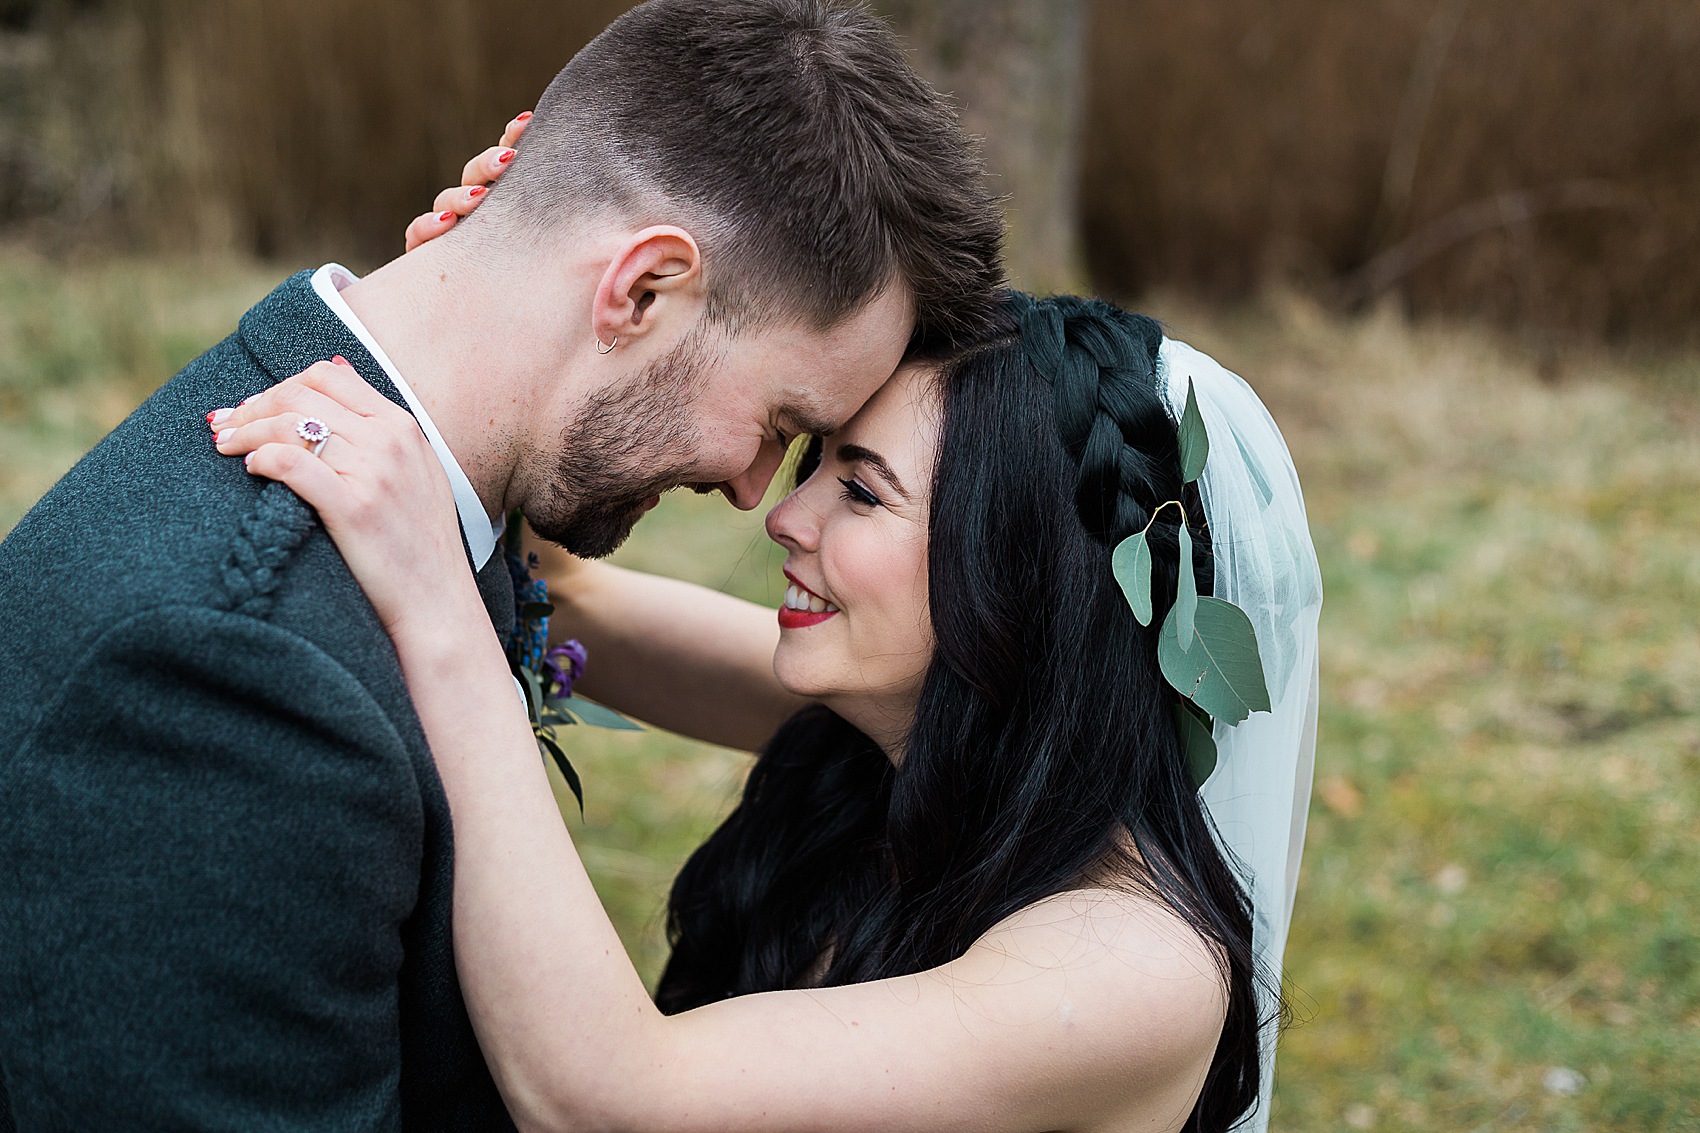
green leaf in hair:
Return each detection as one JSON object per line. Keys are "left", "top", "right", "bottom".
{"left": 1176, "top": 520, "right": 1197, "bottom": 646}
{"left": 1174, "top": 700, "right": 1218, "bottom": 787}
{"left": 1112, "top": 531, "right": 1154, "bottom": 626}
{"left": 1158, "top": 596, "right": 1271, "bottom": 724}
{"left": 1178, "top": 379, "right": 1209, "bottom": 483}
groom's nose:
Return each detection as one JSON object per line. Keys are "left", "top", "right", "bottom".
{"left": 718, "top": 438, "right": 787, "bottom": 510}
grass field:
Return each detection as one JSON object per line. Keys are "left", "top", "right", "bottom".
{"left": 2, "top": 246, "right": 1695, "bottom": 1130}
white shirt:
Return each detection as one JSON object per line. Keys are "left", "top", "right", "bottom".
{"left": 310, "top": 263, "right": 504, "bottom": 570}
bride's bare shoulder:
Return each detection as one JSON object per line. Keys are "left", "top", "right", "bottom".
{"left": 979, "top": 886, "right": 1226, "bottom": 986}
{"left": 955, "top": 886, "right": 1230, "bottom": 1073}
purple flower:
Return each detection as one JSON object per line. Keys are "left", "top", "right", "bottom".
{"left": 541, "top": 639, "right": 588, "bottom": 699}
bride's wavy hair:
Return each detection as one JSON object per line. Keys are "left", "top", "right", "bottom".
{"left": 657, "top": 295, "right": 1267, "bottom": 1131}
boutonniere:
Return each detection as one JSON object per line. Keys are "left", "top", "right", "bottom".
{"left": 505, "top": 515, "right": 640, "bottom": 814}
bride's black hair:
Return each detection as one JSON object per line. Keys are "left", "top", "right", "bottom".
{"left": 656, "top": 295, "right": 1267, "bottom": 1131}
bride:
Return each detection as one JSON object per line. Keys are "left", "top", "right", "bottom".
{"left": 214, "top": 287, "right": 1319, "bottom": 1130}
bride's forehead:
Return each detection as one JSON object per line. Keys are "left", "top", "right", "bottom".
{"left": 835, "top": 363, "right": 939, "bottom": 440}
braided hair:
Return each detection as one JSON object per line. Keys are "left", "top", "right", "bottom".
{"left": 1015, "top": 293, "right": 1208, "bottom": 554}
{"left": 658, "top": 294, "right": 1266, "bottom": 1131}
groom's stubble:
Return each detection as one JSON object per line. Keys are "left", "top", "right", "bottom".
{"left": 529, "top": 322, "right": 721, "bottom": 557}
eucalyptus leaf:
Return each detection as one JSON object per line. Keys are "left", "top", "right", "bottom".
{"left": 1112, "top": 531, "right": 1154, "bottom": 626}
{"left": 559, "top": 695, "right": 643, "bottom": 732}
{"left": 1174, "top": 701, "right": 1218, "bottom": 788}
{"left": 1176, "top": 521, "right": 1197, "bottom": 646}
{"left": 538, "top": 730, "right": 584, "bottom": 816}
{"left": 1178, "top": 379, "right": 1210, "bottom": 484}
{"left": 516, "top": 665, "right": 542, "bottom": 724}
{"left": 1158, "top": 596, "right": 1271, "bottom": 724}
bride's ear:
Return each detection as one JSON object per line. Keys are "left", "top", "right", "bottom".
{"left": 591, "top": 226, "right": 704, "bottom": 346}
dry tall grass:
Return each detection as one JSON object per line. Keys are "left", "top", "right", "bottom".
{"left": 149, "top": 0, "right": 631, "bottom": 261}
{"left": 1, "top": 0, "right": 626, "bottom": 261}
{"left": 1085, "top": 0, "right": 1700, "bottom": 345}
{"left": 4, "top": 0, "right": 1697, "bottom": 341}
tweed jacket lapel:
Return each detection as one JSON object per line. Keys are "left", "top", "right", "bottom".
{"left": 234, "top": 270, "right": 512, "bottom": 639}
{"left": 236, "top": 270, "right": 413, "bottom": 420}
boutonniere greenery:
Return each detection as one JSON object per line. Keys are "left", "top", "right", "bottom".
{"left": 505, "top": 515, "right": 640, "bottom": 814}
{"left": 1111, "top": 381, "right": 1270, "bottom": 787}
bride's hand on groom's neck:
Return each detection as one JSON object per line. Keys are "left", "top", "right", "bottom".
{"left": 404, "top": 111, "right": 531, "bottom": 252}
{"left": 208, "top": 358, "right": 487, "bottom": 649}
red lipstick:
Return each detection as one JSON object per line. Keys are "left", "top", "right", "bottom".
{"left": 779, "top": 569, "right": 839, "bottom": 630}
{"left": 778, "top": 606, "right": 836, "bottom": 629}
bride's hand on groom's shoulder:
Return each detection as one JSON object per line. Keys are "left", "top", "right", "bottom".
{"left": 404, "top": 110, "right": 532, "bottom": 252}
{"left": 208, "top": 359, "right": 482, "bottom": 646}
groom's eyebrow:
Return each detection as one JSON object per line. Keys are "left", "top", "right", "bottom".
{"left": 780, "top": 403, "right": 840, "bottom": 439}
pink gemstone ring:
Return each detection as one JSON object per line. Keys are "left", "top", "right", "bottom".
{"left": 296, "top": 416, "right": 332, "bottom": 455}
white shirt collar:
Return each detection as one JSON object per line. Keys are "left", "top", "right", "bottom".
{"left": 310, "top": 263, "right": 504, "bottom": 569}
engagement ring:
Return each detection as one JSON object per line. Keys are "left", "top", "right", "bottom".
{"left": 296, "top": 416, "right": 332, "bottom": 456}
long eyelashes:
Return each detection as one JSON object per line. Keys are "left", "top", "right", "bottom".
{"left": 837, "top": 477, "right": 881, "bottom": 507}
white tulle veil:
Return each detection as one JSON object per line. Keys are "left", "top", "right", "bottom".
{"left": 1157, "top": 339, "right": 1323, "bottom": 1132}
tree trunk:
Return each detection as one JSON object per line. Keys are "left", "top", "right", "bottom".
{"left": 880, "top": 0, "right": 1088, "bottom": 294}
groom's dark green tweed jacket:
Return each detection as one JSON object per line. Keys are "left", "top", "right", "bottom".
{"left": 0, "top": 272, "right": 517, "bottom": 1131}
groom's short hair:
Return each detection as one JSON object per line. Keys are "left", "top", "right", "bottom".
{"left": 474, "top": 0, "right": 1004, "bottom": 352}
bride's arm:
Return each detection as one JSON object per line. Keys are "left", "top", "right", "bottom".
{"left": 390, "top": 610, "right": 1220, "bottom": 1133}
{"left": 215, "top": 367, "right": 1228, "bottom": 1133}
{"left": 530, "top": 537, "right": 808, "bottom": 752}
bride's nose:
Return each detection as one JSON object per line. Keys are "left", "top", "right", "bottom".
{"left": 764, "top": 484, "right": 821, "bottom": 552}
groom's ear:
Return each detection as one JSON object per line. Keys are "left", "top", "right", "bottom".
{"left": 591, "top": 226, "right": 704, "bottom": 346}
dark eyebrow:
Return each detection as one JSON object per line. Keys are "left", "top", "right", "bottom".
{"left": 781, "top": 404, "right": 840, "bottom": 439}
{"left": 836, "top": 442, "right": 908, "bottom": 498}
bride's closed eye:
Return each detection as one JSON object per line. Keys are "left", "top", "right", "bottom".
{"left": 837, "top": 477, "right": 882, "bottom": 508}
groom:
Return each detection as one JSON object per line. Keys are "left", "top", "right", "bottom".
{"left": 0, "top": 1, "right": 1002, "bottom": 1128}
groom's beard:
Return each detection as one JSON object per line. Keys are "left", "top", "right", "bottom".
{"left": 529, "top": 330, "right": 717, "bottom": 558}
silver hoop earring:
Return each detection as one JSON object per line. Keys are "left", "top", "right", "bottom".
{"left": 596, "top": 336, "right": 618, "bottom": 355}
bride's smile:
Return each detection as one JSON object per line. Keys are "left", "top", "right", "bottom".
{"left": 768, "top": 364, "right": 937, "bottom": 757}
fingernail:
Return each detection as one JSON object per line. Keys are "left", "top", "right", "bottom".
{"left": 209, "top": 408, "right": 233, "bottom": 426}
{"left": 215, "top": 429, "right": 233, "bottom": 444}
{"left": 439, "top": 210, "right": 456, "bottom": 222}
{"left": 244, "top": 452, "right": 254, "bottom": 468}
{"left": 516, "top": 111, "right": 533, "bottom": 122}
{"left": 332, "top": 354, "right": 351, "bottom": 367}
{"left": 497, "top": 148, "right": 516, "bottom": 164}
{"left": 468, "top": 185, "right": 486, "bottom": 199}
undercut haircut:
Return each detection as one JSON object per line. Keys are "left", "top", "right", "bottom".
{"left": 470, "top": 0, "right": 1005, "bottom": 352}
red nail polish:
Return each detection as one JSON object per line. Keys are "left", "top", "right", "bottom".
{"left": 516, "top": 111, "right": 533, "bottom": 121}
{"left": 439, "top": 210, "right": 456, "bottom": 222}
{"left": 498, "top": 149, "right": 516, "bottom": 164}
{"left": 468, "top": 185, "right": 486, "bottom": 198}
{"left": 206, "top": 410, "right": 216, "bottom": 423}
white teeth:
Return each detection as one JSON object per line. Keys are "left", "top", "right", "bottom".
{"left": 783, "top": 581, "right": 839, "bottom": 614}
